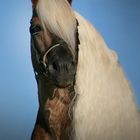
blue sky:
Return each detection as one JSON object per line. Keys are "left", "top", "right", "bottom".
{"left": 0, "top": 0, "right": 140, "bottom": 140}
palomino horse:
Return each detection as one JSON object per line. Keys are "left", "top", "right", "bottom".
{"left": 30, "top": 0, "right": 140, "bottom": 140}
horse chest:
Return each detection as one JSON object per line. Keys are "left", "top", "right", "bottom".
{"left": 32, "top": 87, "right": 75, "bottom": 140}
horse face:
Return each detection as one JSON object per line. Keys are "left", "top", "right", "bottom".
{"left": 30, "top": 9, "right": 77, "bottom": 88}
{"left": 46, "top": 41, "right": 77, "bottom": 88}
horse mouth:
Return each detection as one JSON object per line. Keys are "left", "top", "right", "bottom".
{"left": 55, "top": 82, "right": 72, "bottom": 89}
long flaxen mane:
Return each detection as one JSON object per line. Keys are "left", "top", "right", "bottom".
{"left": 73, "top": 12, "right": 140, "bottom": 140}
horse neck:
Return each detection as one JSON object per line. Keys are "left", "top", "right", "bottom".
{"left": 33, "top": 78, "right": 75, "bottom": 140}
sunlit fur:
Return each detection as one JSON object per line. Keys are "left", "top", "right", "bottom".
{"left": 35, "top": 0, "right": 140, "bottom": 140}
{"left": 36, "top": 0, "right": 77, "bottom": 56}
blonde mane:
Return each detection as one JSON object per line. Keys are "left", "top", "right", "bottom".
{"left": 73, "top": 12, "right": 140, "bottom": 140}
{"left": 36, "top": 0, "right": 77, "bottom": 55}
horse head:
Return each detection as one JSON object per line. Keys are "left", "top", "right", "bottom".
{"left": 30, "top": 0, "right": 78, "bottom": 88}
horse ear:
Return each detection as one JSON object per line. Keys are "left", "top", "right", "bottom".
{"left": 67, "top": 0, "right": 72, "bottom": 5}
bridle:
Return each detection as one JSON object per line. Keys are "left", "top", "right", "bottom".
{"left": 30, "top": 10, "right": 80, "bottom": 80}
{"left": 30, "top": 20, "right": 63, "bottom": 77}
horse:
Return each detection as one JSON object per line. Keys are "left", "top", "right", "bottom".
{"left": 30, "top": 0, "right": 140, "bottom": 140}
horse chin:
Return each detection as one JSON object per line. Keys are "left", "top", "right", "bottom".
{"left": 54, "top": 81, "right": 73, "bottom": 89}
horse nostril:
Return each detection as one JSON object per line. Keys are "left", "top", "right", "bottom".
{"left": 48, "top": 62, "right": 59, "bottom": 73}
{"left": 52, "top": 62, "right": 58, "bottom": 71}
